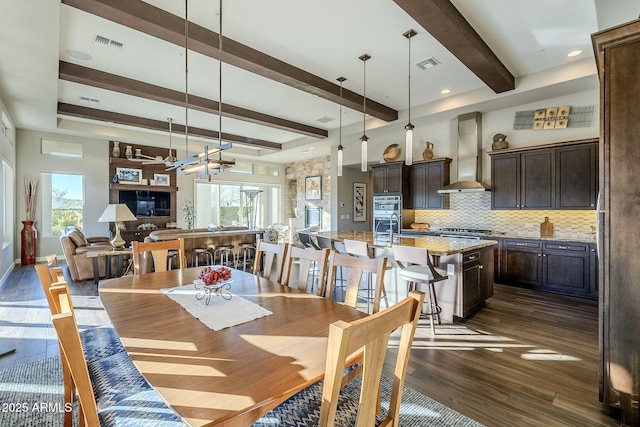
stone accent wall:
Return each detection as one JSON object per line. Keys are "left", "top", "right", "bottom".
{"left": 414, "top": 192, "right": 596, "bottom": 240}
{"left": 285, "top": 156, "right": 332, "bottom": 232}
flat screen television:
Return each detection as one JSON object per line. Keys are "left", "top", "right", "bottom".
{"left": 119, "top": 190, "right": 171, "bottom": 217}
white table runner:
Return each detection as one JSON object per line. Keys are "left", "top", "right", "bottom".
{"left": 161, "top": 283, "right": 273, "bottom": 331}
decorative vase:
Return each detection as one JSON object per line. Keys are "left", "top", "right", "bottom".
{"left": 112, "top": 141, "right": 120, "bottom": 158}
{"left": 422, "top": 141, "right": 434, "bottom": 160}
{"left": 125, "top": 145, "right": 133, "bottom": 159}
{"left": 20, "top": 220, "right": 37, "bottom": 265}
{"left": 112, "top": 173, "right": 119, "bottom": 184}
{"left": 134, "top": 148, "right": 142, "bottom": 159}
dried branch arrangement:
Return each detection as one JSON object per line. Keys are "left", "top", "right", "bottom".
{"left": 24, "top": 177, "right": 38, "bottom": 221}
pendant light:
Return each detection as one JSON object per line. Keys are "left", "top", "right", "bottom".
{"left": 404, "top": 29, "right": 417, "bottom": 166}
{"left": 337, "top": 76, "right": 346, "bottom": 177}
{"left": 359, "top": 54, "right": 370, "bottom": 172}
{"left": 164, "top": 118, "right": 176, "bottom": 166}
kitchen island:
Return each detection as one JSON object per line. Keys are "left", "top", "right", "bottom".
{"left": 315, "top": 231, "right": 498, "bottom": 322}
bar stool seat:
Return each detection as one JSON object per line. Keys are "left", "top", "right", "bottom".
{"left": 192, "top": 248, "right": 213, "bottom": 267}
{"left": 393, "top": 245, "right": 448, "bottom": 335}
{"left": 209, "top": 244, "right": 236, "bottom": 267}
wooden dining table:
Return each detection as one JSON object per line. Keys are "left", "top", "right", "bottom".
{"left": 99, "top": 267, "right": 367, "bottom": 426}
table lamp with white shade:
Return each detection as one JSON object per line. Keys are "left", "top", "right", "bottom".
{"left": 98, "top": 204, "right": 137, "bottom": 248}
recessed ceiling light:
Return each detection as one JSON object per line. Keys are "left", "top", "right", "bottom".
{"left": 309, "top": 147, "right": 315, "bottom": 150}
{"left": 441, "top": 89, "right": 451, "bottom": 94}
{"left": 567, "top": 50, "right": 582, "bottom": 57}
{"left": 301, "top": 150, "right": 310, "bottom": 154}
{"left": 66, "top": 49, "right": 92, "bottom": 61}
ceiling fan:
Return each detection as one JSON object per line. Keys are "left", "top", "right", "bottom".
{"left": 141, "top": 118, "right": 177, "bottom": 166}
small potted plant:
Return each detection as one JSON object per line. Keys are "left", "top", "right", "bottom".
{"left": 181, "top": 200, "right": 195, "bottom": 229}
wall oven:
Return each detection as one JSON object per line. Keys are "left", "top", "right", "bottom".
{"left": 373, "top": 195, "right": 401, "bottom": 234}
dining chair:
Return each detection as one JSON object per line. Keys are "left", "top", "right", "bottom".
{"left": 325, "top": 250, "right": 387, "bottom": 314}
{"left": 132, "top": 238, "right": 185, "bottom": 275}
{"left": 50, "top": 287, "right": 187, "bottom": 426}
{"left": 253, "top": 239, "right": 289, "bottom": 284}
{"left": 342, "top": 239, "right": 390, "bottom": 312}
{"left": 393, "top": 244, "right": 449, "bottom": 335}
{"left": 282, "top": 246, "right": 330, "bottom": 296}
{"left": 254, "top": 291, "right": 425, "bottom": 426}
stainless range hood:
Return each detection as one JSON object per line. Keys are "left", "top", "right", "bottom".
{"left": 438, "top": 112, "right": 490, "bottom": 193}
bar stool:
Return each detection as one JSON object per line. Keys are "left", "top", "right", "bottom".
{"left": 343, "top": 239, "right": 389, "bottom": 313}
{"left": 392, "top": 245, "right": 448, "bottom": 335}
{"left": 192, "top": 248, "right": 213, "bottom": 267}
{"left": 317, "top": 236, "right": 345, "bottom": 296}
{"left": 209, "top": 244, "right": 236, "bottom": 267}
{"left": 167, "top": 250, "right": 179, "bottom": 270}
{"left": 239, "top": 243, "right": 256, "bottom": 271}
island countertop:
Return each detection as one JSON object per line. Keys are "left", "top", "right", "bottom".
{"left": 315, "top": 231, "right": 497, "bottom": 257}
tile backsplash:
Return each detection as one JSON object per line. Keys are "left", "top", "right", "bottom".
{"left": 413, "top": 193, "right": 596, "bottom": 240}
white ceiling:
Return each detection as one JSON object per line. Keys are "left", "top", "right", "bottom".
{"left": 0, "top": 0, "right": 638, "bottom": 164}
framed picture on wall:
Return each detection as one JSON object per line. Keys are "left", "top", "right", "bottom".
{"left": 353, "top": 182, "right": 366, "bottom": 222}
{"left": 154, "top": 173, "right": 170, "bottom": 186}
{"left": 305, "top": 175, "right": 322, "bottom": 200}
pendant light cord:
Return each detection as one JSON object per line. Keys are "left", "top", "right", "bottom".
{"left": 184, "top": 0, "right": 189, "bottom": 158}
{"left": 218, "top": 0, "right": 223, "bottom": 153}
{"left": 407, "top": 35, "right": 411, "bottom": 125}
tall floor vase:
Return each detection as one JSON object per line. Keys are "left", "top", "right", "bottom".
{"left": 20, "top": 220, "right": 37, "bottom": 265}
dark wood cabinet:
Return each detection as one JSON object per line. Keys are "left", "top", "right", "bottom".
{"left": 499, "top": 238, "right": 597, "bottom": 299}
{"left": 490, "top": 140, "right": 597, "bottom": 210}
{"left": 461, "top": 248, "right": 493, "bottom": 317}
{"left": 521, "top": 149, "right": 555, "bottom": 209}
{"left": 501, "top": 238, "right": 542, "bottom": 286}
{"left": 541, "top": 242, "right": 591, "bottom": 296}
{"left": 407, "top": 158, "right": 451, "bottom": 209}
{"left": 593, "top": 21, "right": 640, "bottom": 423}
{"left": 555, "top": 143, "right": 598, "bottom": 209}
{"left": 370, "top": 162, "right": 409, "bottom": 196}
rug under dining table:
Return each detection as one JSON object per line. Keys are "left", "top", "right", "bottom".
{"left": 0, "top": 356, "right": 485, "bottom": 426}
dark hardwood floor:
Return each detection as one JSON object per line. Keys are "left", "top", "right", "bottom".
{"left": 0, "top": 264, "right": 621, "bottom": 426}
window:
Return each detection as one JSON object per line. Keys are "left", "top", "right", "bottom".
{"left": 2, "top": 160, "right": 14, "bottom": 246}
{"left": 41, "top": 173, "right": 84, "bottom": 237}
{"left": 195, "top": 181, "right": 280, "bottom": 228}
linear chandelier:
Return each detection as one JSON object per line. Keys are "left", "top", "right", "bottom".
{"left": 173, "top": 0, "right": 235, "bottom": 178}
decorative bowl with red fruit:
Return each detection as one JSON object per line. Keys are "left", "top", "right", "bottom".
{"left": 194, "top": 266, "right": 233, "bottom": 303}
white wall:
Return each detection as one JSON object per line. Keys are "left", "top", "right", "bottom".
{"left": 16, "top": 130, "right": 110, "bottom": 261}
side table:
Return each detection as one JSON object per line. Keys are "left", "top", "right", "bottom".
{"left": 85, "top": 249, "right": 132, "bottom": 286}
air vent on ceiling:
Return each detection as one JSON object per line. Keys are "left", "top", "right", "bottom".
{"left": 316, "top": 116, "right": 336, "bottom": 123}
{"left": 416, "top": 57, "right": 441, "bottom": 70}
{"left": 79, "top": 96, "right": 100, "bottom": 104}
{"left": 93, "top": 35, "right": 126, "bottom": 53}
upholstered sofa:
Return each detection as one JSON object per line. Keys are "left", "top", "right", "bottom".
{"left": 59, "top": 227, "right": 117, "bottom": 282}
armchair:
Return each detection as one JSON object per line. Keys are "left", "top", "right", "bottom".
{"left": 59, "top": 227, "right": 117, "bottom": 282}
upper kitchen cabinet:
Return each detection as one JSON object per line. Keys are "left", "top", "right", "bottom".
{"left": 489, "top": 139, "right": 598, "bottom": 210}
{"left": 407, "top": 158, "right": 451, "bottom": 210}
{"left": 555, "top": 143, "right": 598, "bottom": 209}
{"left": 370, "top": 161, "right": 409, "bottom": 198}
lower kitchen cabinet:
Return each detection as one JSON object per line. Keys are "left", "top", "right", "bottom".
{"left": 498, "top": 238, "right": 597, "bottom": 299}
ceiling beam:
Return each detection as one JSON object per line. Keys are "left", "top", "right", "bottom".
{"left": 57, "top": 103, "right": 282, "bottom": 150}
{"left": 59, "top": 61, "right": 327, "bottom": 139}
{"left": 61, "top": 0, "right": 399, "bottom": 122}
{"left": 393, "top": 0, "right": 515, "bottom": 93}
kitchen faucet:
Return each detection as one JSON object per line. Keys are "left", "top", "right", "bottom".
{"left": 389, "top": 212, "right": 400, "bottom": 242}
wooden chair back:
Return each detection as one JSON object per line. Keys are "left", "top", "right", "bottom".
{"left": 132, "top": 238, "right": 185, "bottom": 275}
{"left": 392, "top": 244, "right": 446, "bottom": 281}
{"left": 282, "top": 246, "right": 330, "bottom": 296}
{"left": 319, "top": 291, "right": 425, "bottom": 426}
{"left": 253, "top": 240, "right": 289, "bottom": 283}
{"left": 326, "top": 251, "right": 387, "bottom": 314}
{"left": 50, "top": 287, "right": 101, "bottom": 426}
{"left": 34, "top": 264, "right": 75, "bottom": 427}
